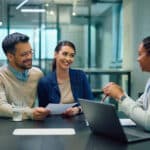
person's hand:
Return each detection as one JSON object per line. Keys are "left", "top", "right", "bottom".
{"left": 32, "top": 107, "right": 50, "bottom": 120}
{"left": 103, "top": 82, "right": 125, "bottom": 101}
{"left": 62, "top": 107, "right": 80, "bottom": 117}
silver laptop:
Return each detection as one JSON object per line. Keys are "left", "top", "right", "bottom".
{"left": 79, "top": 99, "right": 150, "bottom": 143}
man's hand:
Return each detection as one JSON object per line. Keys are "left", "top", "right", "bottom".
{"left": 32, "top": 107, "right": 50, "bottom": 120}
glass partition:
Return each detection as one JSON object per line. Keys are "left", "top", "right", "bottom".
{"left": 0, "top": 0, "right": 124, "bottom": 98}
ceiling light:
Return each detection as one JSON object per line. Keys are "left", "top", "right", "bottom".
{"left": 46, "top": 0, "right": 55, "bottom": 16}
{"left": 72, "top": 0, "right": 78, "bottom": 16}
{"left": 16, "top": 0, "right": 28, "bottom": 10}
{"left": 21, "top": 9, "right": 46, "bottom": 13}
{"left": 45, "top": 3, "right": 49, "bottom": 7}
{"left": 49, "top": 10, "right": 54, "bottom": 15}
{"left": 72, "top": 12, "right": 76, "bottom": 16}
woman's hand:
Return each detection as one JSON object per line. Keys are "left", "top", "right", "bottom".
{"left": 62, "top": 106, "right": 80, "bottom": 117}
{"left": 103, "top": 82, "right": 125, "bottom": 101}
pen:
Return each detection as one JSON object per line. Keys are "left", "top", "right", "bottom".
{"left": 101, "top": 95, "right": 107, "bottom": 103}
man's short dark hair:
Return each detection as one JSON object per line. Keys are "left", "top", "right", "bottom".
{"left": 143, "top": 36, "right": 150, "bottom": 55}
{"left": 2, "top": 32, "right": 29, "bottom": 55}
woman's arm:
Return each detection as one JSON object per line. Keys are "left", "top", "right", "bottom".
{"left": 37, "top": 78, "right": 49, "bottom": 107}
{"left": 81, "top": 71, "right": 94, "bottom": 100}
{"left": 119, "top": 96, "right": 150, "bottom": 131}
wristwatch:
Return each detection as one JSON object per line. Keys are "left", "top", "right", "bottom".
{"left": 78, "top": 106, "right": 82, "bottom": 113}
{"left": 120, "top": 95, "right": 127, "bottom": 102}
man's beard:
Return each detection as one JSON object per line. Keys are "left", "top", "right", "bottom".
{"left": 15, "top": 59, "right": 32, "bottom": 70}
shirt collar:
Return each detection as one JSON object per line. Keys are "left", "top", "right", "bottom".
{"left": 8, "top": 64, "right": 29, "bottom": 81}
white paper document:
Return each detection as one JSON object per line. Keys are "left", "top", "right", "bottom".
{"left": 46, "top": 103, "right": 77, "bottom": 115}
{"left": 13, "top": 128, "right": 76, "bottom": 135}
{"left": 119, "top": 118, "right": 136, "bottom": 126}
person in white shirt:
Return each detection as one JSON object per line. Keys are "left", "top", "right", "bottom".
{"left": 103, "top": 36, "right": 150, "bottom": 131}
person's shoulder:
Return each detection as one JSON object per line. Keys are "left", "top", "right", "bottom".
{"left": 0, "top": 65, "right": 9, "bottom": 75}
{"left": 30, "top": 66, "right": 42, "bottom": 72}
{"left": 30, "top": 66, "right": 43, "bottom": 74}
{"left": 29, "top": 67, "right": 44, "bottom": 78}
{"left": 38, "top": 72, "right": 54, "bottom": 84}
{"left": 0, "top": 66, "right": 11, "bottom": 83}
{"left": 70, "top": 68, "right": 85, "bottom": 76}
{"left": 0, "top": 65, "right": 7, "bottom": 71}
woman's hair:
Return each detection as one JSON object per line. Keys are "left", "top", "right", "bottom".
{"left": 143, "top": 36, "right": 150, "bottom": 55}
{"left": 52, "top": 40, "right": 76, "bottom": 71}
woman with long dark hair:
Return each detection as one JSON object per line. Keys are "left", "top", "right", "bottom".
{"left": 38, "top": 40, "right": 93, "bottom": 116}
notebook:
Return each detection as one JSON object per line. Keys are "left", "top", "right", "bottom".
{"left": 79, "top": 99, "right": 150, "bottom": 143}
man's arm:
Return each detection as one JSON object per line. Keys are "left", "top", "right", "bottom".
{"left": 0, "top": 81, "right": 13, "bottom": 117}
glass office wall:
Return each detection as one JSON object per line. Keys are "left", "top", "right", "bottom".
{"left": 0, "top": 1, "right": 123, "bottom": 70}
{"left": 58, "top": 4, "right": 90, "bottom": 68}
{"left": 89, "top": 1, "right": 123, "bottom": 93}
{"left": 6, "top": 4, "right": 58, "bottom": 72}
{"left": 0, "top": 0, "right": 124, "bottom": 100}
{"left": 0, "top": 29, "right": 7, "bottom": 62}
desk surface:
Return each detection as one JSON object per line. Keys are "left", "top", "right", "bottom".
{"left": 0, "top": 114, "right": 150, "bottom": 150}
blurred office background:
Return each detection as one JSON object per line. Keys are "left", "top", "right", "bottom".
{"left": 0, "top": 0, "right": 150, "bottom": 101}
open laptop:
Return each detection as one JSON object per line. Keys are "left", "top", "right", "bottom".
{"left": 79, "top": 99, "right": 150, "bottom": 143}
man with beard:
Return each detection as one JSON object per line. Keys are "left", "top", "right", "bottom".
{"left": 0, "top": 32, "right": 50, "bottom": 120}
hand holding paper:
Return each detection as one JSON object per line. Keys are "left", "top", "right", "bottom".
{"left": 46, "top": 103, "right": 77, "bottom": 115}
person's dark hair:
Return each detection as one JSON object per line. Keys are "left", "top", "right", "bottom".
{"left": 2, "top": 32, "right": 29, "bottom": 55}
{"left": 52, "top": 40, "right": 76, "bottom": 71}
{"left": 143, "top": 36, "right": 150, "bottom": 55}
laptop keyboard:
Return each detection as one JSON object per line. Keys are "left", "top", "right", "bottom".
{"left": 126, "top": 133, "right": 141, "bottom": 140}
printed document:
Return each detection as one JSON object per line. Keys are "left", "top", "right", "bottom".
{"left": 119, "top": 118, "right": 136, "bottom": 126}
{"left": 46, "top": 103, "right": 77, "bottom": 115}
